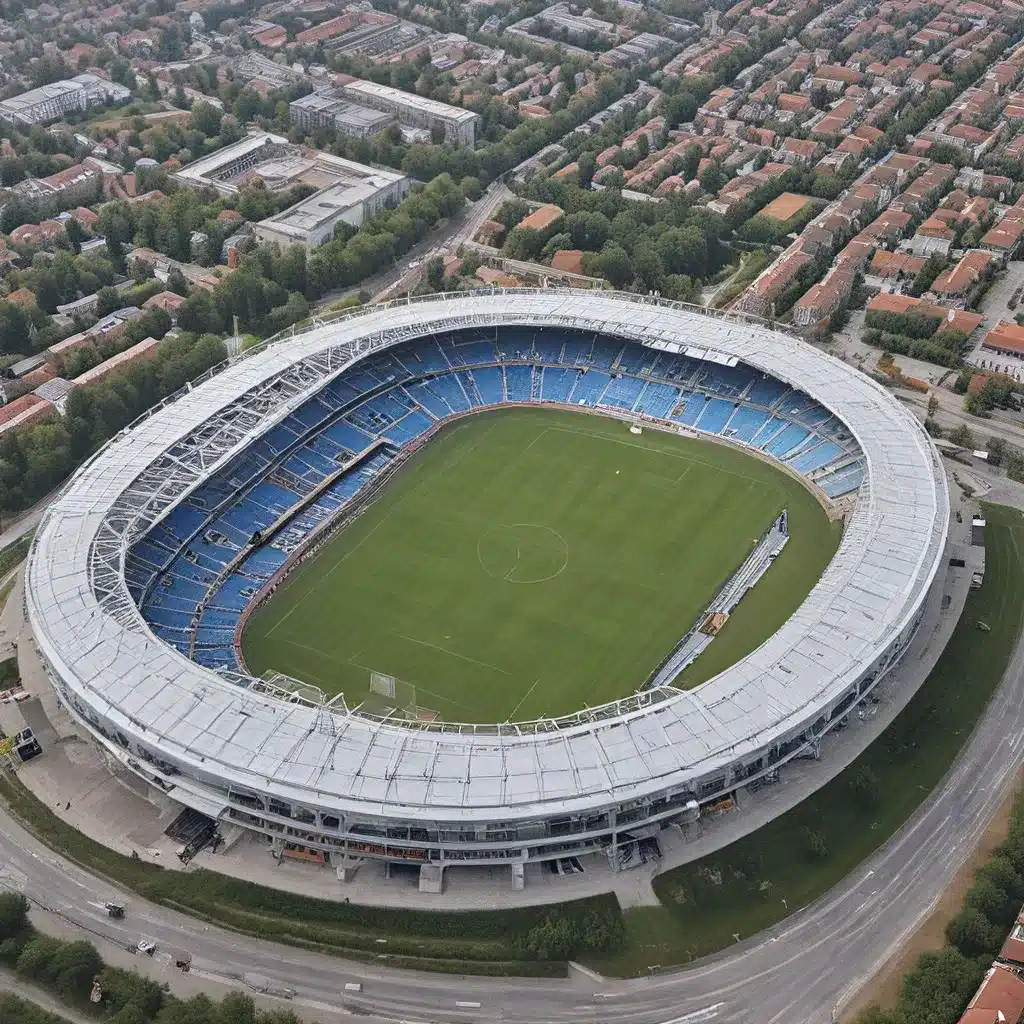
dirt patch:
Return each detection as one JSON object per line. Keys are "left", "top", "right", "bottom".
{"left": 844, "top": 771, "right": 1024, "bottom": 1021}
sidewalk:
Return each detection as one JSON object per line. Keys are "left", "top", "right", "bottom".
{"left": 0, "top": 467, "right": 979, "bottom": 911}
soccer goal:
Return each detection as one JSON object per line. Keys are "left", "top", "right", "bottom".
{"left": 367, "top": 671, "right": 424, "bottom": 719}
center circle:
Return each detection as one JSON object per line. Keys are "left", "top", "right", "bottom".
{"left": 477, "top": 524, "right": 569, "bottom": 584}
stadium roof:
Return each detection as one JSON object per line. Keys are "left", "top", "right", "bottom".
{"left": 26, "top": 291, "right": 948, "bottom": 823}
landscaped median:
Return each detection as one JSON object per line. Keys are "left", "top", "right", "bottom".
{"left": 587, "top": 502, "right": 1024, "bottom": 977}
{"left": 0, "top": 508, "right": 1022, "bottom": 980}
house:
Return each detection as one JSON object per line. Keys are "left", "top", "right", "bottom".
{"left": 516, "top": 204, "right": 564, "bottom": 233}
{"left": 956, "top": 963, "right": 1024, "bottom": 1024}
{"left": 143, "top": 291, "right": 187, "bottom": 316}
{"left": 792, "top": 263, "right": 856, "bottom": 330}
{"left": 0, "top": 393, "right": 56, "bottom": 440}
{"left": 811, "top": 64, "right": 863, "bottom": 94}
{"left": 739, "top": 250, "right": 814, "bottom": 318}
{"left": 551, "top": 250, "right": 584, "bottom": 274}
{"left": 929, "top": 250, "right": 996, "bottom": 306}
{"left": 981, "top": 320, "right": 1024, "bottom": 359}
{"left": 72, "top": 337, "right": 161, "bottom": 387}
{"left": 981, "top": 211, "right": 1024, "bottom": 257}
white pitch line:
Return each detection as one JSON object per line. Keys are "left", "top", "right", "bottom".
{"left": 507, "top": 677, "right": 542, "bottom": 721}
{"left": 393, "top": 633, "right": 512, "bottom": 675}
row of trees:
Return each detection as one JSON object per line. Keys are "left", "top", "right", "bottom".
{"left": 503, "top": 180, "right": 731, "bottom": 293}
{"left": 0, "top": 891, "right": 303, "bottom": 1024}
{"left": 0, "top": 330, "right": 226, "bottom": 516}
{"left": 862, "top": 328, "right": 964, "bottom": 368}
{"left": 858, "top": 791, "right": 1024, "bottom": 1024}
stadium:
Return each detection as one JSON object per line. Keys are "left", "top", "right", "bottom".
{"left": 25, "top": 290, "right": 949, "bottom": 889}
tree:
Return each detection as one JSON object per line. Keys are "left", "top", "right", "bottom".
{"left": 987, "top": 436, "right": 1006, "bottom": 466}
{"left": 64, "top": 219, "right": 85, "bottom": 255}
{"left": 966, "top": 878, "right": 1015, "bottom": 929}
{"left": 901, "top": 948, "right": 984, "bottom": 1024}
{"left": 948, "top": 424, "right": 974, "bottom": 449}
{"left": 0, "top": 893, "right": 29, "bottom": 942}
{"left": 49, "top": 940, "right": 102, "bottom": 1002}
{"left": 800, "top": 826, "right": 828, "bottom": 860}
{"left": 190, "top": 101, "right": 223, "bottom": 139}
{"left": 945, "top": 908, "right": 999, "bottom": 959}
{"left": 426, "top": 256, "right": 445, "bottom": 292}
{"left": 167, "top": 267, "right": 190, "bottom": 297}
{"left": 577, "top": 151, "right": 596, "bottom": 191}
{"left": 460, "top": 176, "right": 483, "bottom": 202}
{"left": 598, "top": 243, "right": 632, "bottom": 289}
{"left": 699, "top": 163, "right": 725, "bottom": 195}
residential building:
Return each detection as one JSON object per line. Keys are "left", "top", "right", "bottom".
{"left": 289, "top": 90, "right": 396, "bottom": 138}
{"left": 336, "top": 80, "right": 480, "bottom": 146}
{"left": 929, "top": 249, "right": 996, "bottom": 306}
{"left": 0, "top": 72, "right": 130, "bottom": 126}
{"left": 956, "top": 963, "right": 1024, "bottom": 1024}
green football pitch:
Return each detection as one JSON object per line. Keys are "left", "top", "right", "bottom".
{"left": 242, "top": 408, "right": 840, "bottom": 723}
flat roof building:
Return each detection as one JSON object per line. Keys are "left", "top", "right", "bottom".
{"left": 289, "top": 90, "right": 396, "bottom": 138}
{"left": 174, "top": 132, "right": 406, "bottom": 200}
{"left": 254, "top": 159, "right": 409, "bottom": 251}
{"left": 337, "top": 80, "right": 480, "bottom": 147}
{"left": 0, "top": 73, "right": 131, "bottom": 126}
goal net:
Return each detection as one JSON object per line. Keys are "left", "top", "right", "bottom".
{"left": 366, "top": 671, "right": 421, "bottom": 718}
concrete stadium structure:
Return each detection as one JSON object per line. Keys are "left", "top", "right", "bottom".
{"left": 25, "top": 291, "right": 949, "bottom": 891}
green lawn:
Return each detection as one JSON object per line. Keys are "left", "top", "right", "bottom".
{"left": 243, "top": 408, "right": 838, "bottom": 722}
{"left": 588, "top": 502, "right": 1024, "bottom": 976}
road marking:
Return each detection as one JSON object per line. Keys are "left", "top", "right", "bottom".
{"left": 455, "top": 1001, "right": 482, "bottom": 1008}
{"left": 658, "top": 1003, "right": 724, "bottom": 1024}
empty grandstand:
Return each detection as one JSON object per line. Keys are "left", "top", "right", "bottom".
{"left": 26, "top": 291, "right": 948, "bottom": 890}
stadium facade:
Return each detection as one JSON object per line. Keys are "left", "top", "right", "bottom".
{"left": 26, "top": 292, "right": 949, "bottom": 886}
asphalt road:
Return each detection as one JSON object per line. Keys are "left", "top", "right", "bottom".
{"left": 0, "top": 598, "right": 1021, "bottom": 1024}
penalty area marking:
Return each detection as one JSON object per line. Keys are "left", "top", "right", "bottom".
{"left": 476, "top": 523, "right": 569, "bottom": 584}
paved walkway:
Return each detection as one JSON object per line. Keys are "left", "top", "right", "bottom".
{"left": 0, "top": 460, "right": 981, "bottom": 912}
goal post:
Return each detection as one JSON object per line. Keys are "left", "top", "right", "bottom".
{"left": 368, "top": 671, "right": 419, "bottom": 717}
{"left": 370, "top": 672, "right": 396, "bottom": 700}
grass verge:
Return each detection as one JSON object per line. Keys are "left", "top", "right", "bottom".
{"left": 0, "top": 771, "right": 617, "bottom": 976}
{"left": 587, "top": 502, "right": 1024, "bottom": 976}
{"left": 0, "top": 532, "right": 31, "bottom": 580}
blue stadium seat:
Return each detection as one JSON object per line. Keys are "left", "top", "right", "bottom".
{"left": 601, "top": 375, "right": 645, "bottom": 411}
{"left": 724, "top": 406, "right": 770, "bottom": 444}
{"left": 541, "top": 367, "right": 577, "bottom": 403}
{"left": 569, "top": 370, "right": 610, "bottom": 407}
{"left": 383, "top": 412, "right": 434, "bottom": 445}
{"left": 764, "top": 424, "right": 810, "bottom": 458}
{"left": 505, "top": 365, "right": 532, "bottom": 402}
{"left": 634, "top": 382, "right": 679, "bottom": 420}
{"left": 696, "top": 398, "right": 737, "bottom": 435}
{"left": 455, "top": 371, "right": 482, "bottom": 407}
{"left": 789, "top": 441, "right": 843, "bottom": 475}
{"left": 473, "top": 366, "right": 505, "bottom": 405}
{"left": 589, "top": 338, "right": 622, "bottom": 369}
{"left": 746, "top": 376, "right": 789, "bottom": 408}
{"left": 532, "top": 334, "right": 564, "bottom": 364}
{"left": 672, "top": 392, "right": 707, "bottom": 427}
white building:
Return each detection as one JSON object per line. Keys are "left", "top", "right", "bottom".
{"left": 337, "top": 79, "right": 480, "bottom": 146}
{"left": 0, "top": 73, "right": 131, "bottom": 126}
{"left": 254, "top": 159, "right": 409, "bottom": 251}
